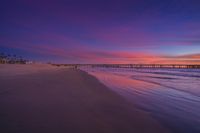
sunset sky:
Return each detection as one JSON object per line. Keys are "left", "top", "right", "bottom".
{"left": 1, "top": 0, "right": 200, "bottom": 64}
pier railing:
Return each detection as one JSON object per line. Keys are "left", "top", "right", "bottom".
{"left": 52, "top": 64, "right": 200, "bottom": 69}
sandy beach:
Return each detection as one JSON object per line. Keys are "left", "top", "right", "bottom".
{"left": 0, "top": 64, "right": 170, "bottom": 133}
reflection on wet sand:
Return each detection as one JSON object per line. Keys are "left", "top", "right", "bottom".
{"left": 83, "top": 68, "right": 200, "bottom": 133}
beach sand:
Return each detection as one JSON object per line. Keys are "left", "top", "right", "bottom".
{"left": 0, "top": 64, "right": 170, "bottom": 133}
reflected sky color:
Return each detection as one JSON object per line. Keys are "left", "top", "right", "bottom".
{"left": 83, "top": 67, "right": 200, "bottom": 133}
{"left": 1, "top": 0, "right": 200, "bottom": 64}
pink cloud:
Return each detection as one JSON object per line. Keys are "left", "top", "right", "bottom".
{"left": 85, "top": 24, "right": 157, "bottom": 47}
{"left": 2, "top": 38, "right": 200, "bottom": 64}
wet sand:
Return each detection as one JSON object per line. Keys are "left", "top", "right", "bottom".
{"left": 0, "top": 64, "right": 170, "bottom": 133}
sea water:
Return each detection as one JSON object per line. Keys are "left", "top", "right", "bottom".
{"left": 81, "top": 67, "right": 200, "bottom": 133}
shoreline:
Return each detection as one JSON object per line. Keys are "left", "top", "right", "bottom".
{"left": 0, "top": 64, "right": 170, "bottom": 133}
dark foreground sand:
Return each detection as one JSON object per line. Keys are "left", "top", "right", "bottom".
{"left": 0, "top": 64, "right": 170, "bottom": 133}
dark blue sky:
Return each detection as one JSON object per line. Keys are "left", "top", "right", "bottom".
{"left": 1, "top": 0, "right": 200, "bottom": 64}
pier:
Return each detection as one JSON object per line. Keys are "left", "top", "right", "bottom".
{"left": 52, "top": 64, "right": 200, "bottom": 69}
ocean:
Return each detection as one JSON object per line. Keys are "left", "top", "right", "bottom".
{"left": 82, "top": 67, "right": 200, "bottom": 133}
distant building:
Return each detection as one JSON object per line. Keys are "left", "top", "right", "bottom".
{"left": 0, "top": 58, "right": 8, "bottom": 64}
{"left": 0, "top": 52, "right": 31, "bottom": 64}
{"left": 26, "top": 61, "right": 33, "bottom": 64}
